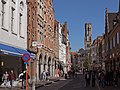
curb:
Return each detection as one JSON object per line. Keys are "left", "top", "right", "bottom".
{"left": 35, "top": 79, "right": 60, "bottom": 89}
{"left": 35, "top": 81, "right": 52, "bottom": 89}
{"left": 44, "top": 82, "right": 52, "bottom": 85}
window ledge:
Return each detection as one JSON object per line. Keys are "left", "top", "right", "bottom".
{"left": 20, "top": 35, "right": 24, "bottom": 39}
{"left": 1, "top": 26, "right": 8, "bottom": 32}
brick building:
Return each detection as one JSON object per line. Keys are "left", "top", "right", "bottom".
{"left": 104, "top": 2, "right": 120, "bottom": 71}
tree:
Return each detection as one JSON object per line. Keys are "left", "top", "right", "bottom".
{"left": 83, "top": 57, "right": 89, "bottom": 68}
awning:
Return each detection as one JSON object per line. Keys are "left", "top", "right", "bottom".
{"left": 0, "top": 43, "right": 30, "bottom": 57}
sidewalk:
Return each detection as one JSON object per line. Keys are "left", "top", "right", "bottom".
{"left": 0, "top": 77, "right": 61, "bottom": 90}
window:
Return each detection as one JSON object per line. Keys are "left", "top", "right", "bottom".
{"left": 110, "top": 39, "right": 112, "bottom": 49}
{"left": 113, "top": 37, "right": 115, "bottom": 47}
{"left": 20, "top": 1, "right": 24, "bottom": 9}
{"left": 19, "top": 13, "right": 22, "bottom": 36}
{"left": 117, "top": 32, "right": 119, "bottom": 44}
{"left": 87, "top": 44, "right": 90, "bottom": 47}
{"left": 12, "top": 0, "right": 15, "bottom": 4}
{"left": 87, "top": 36, "right": 89, "bottom": 41}
{"left": 11, "top": 7, "right": 15, "bottom": 33}
{"left": 87, "top": 30, "right": 89, "bottom": 35}
{"left": 1, "top": 0, "right": 6, "bottom": 27}
{"left": 105, "top": 43, "right": 108, "bottom": 51}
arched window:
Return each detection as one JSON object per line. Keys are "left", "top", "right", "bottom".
{"left": 20, "top": 1, "right": 24, "bottom": 10}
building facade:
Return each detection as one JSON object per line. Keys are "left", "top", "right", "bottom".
{"left": 0, "top": 0, "right": 28, "bottom": 83}
{"left": 54, "top": 20, "right": 59, "bottom": 76}
{"left": 58, "top": 22, "right": 66, "bottom": 74}
{"left": 36, "top": 0, "right": 55, "bottom": 79}
{"left": 104, "top": 6, "right": 120, "bottom": 71}
{"left": 77, "top": 48, "right": 87, "bottom": 71}
{"left": 90, "top": 36, "right": 103, "bottom": 69}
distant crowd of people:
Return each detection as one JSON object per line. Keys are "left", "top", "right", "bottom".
{"left": 84, "top": 69, "right": 120, "bottom": 88}
{"left": 2, "top": 68, "right": 120, "bottom": 89}
{"left": 97, "top": 69, "right": 120, "bottom": 87}
{"left": 67, "top": 69, "right": 79, "bottom": 78}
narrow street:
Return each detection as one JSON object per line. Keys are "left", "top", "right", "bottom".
{"left": 37, "top": 74, "right": 120, "bottom": 90}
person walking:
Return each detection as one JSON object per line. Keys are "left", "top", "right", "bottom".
{"left": 85, "top": 71, "right": 91, "bottom": 87}
{"left": 22, "top": 71, "right": 30, "bottom": 89}
{"left": 91, "top": 71, "right": 96, "bottom": 87}
{"left": 100, "top": 71, "right": 105, "bottom": 88}
{"left": 113, "top": 70, "right": 119, "bottom": 86}
{"left": 42, "top": 70, "right": 46, "bottom": 81}
{"left": 2, "top": 71, "right": 9, "bottom": 87}
{"left": 8, "top": 70, "right": 16, "bottom": 88}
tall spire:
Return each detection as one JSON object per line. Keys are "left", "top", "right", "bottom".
{"left": 118, "top": 0, "right": 120, "bottom": 12}
{"left": 105, "top": 8, "right": 109, "bottom": 34}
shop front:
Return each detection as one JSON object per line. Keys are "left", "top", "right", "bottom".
{"left": 0, "top": 43, "right": 30, "bottom": 84}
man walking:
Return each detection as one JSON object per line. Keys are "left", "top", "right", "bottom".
{"left": 8, "top": 70, "right": 16, "bottom": 88}
{"left": 85, "top": 71, "right": 91, "bottom": 87}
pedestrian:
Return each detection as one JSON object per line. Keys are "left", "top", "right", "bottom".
{"left": 98, "top": 71, "right": 101, "bottom": 86}
{"left": 67, "top": 70, "right": 72, "bottom": 78}
{"left": 100, "top": 71, "right": 105, "bottom": 88}
{"left": 8, "top": 70, "right": 16, "bottom": 88}
{"left": 109, "top": 70, "right": 113, "bottom": 86}
{"left": 75, "top": 70, "right": 78, "bottom": 78}
{"left": 85, "top": 71, "right": 91, "bottom": 87}
{"left": 46, "top": 71, "right": 49, "bottom": 81}
{"left": 22, "top": 71, "right": 30, "bottom": 89}
{"left": 18, "top": 71, "right": 24, "bottom": 89}
{"left": 91, "top": 71, "right": 96, "bottom": 87}
{"left": 42, "top": 70, "right": 46, "bottom": 81}
{"left": 106, "top": 71, "right": 110, "bottom": 86}
{"left": 113, "top": 70, "right": 119, "bottom": 86}
{"left": 72, "top": 70, "right": 75, "bottom": 78}
{"left": 56, "top": 68, "right": 60, "bottom": 77}
{"left": 2, "top": 71, "right": 9, "bottom": 87}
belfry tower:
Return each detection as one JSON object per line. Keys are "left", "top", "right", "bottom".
{"left": 84, "top": 23, "right": 92, "bottom": 50}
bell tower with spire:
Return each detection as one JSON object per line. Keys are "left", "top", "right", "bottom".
{"left": 84, "top": 23, "right": 92, "bottom": 50}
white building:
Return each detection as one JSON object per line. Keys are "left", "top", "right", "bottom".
{"left": 58, "top": 23, "right": 66, "bottom": 73}
{"left": 0, "top": 0, "right": 27, "bottom": 49}
{"left": 0, "top": 0, "right": 28, "bottom": 81}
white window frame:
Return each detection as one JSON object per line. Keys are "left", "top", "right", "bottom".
{"left": 19, "top": 13, "right": 22, "bottom": 36}
{"left": 1, "top": 0, "right": 6, "bottom": 27}
{"left": 11, "top": 7, "right": 15, "bottom": 33}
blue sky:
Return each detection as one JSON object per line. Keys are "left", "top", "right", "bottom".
{"left": 53, "top": 0, "right": 119, "bottom": 52}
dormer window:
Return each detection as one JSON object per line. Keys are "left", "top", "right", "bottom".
{"left": 113, "top": 19, "right": 117, "bottom": 26}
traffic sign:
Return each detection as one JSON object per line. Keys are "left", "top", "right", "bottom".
{"left": 24, "top": 62, "right": 28, "bottom": 65}
{"left": 22, "top": 53, "right": 30, "bottom": 62}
